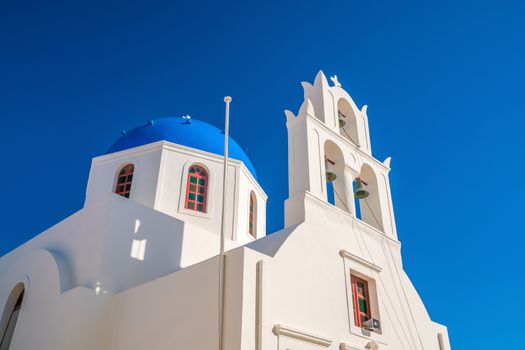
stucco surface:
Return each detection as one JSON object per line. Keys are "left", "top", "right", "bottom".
{"left": 0, "top": 71, "right": 449, "bottom": 350}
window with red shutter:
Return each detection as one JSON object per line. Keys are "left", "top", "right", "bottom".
{"left": 351, "top": 274, "right": 372, "bottom": 327}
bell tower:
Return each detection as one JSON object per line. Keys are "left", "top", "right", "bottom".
{"left": 284, "top": 71, "right": 398, "bottom": 239}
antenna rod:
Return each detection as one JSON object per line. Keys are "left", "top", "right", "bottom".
{"left": 218, "top": 96, "right": 231, "bottom": 350}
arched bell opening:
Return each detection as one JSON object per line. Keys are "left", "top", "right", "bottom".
{"left": 354, "top": 164, "right": 384, "bottom": 232}
{"left": 337, "top": 98, "right": 360, "bottom": 147}
{"left": 324, "top": 140, "right": 349, "bottom": 213}
{"left": 0, "top": 283, "right": 25, "bottom": 349}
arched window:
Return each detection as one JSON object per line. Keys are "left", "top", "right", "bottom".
{"left": 185, "top": 165, "right": 208, "bottom": 213}
{"left": 0, "top": 284, "right": 25, "bottom": 349}
{"left": 249, "top": 191, "right": 257, "bottom": 237}
{"left": 115, "top": 164, "right": 134, "bottom": 198}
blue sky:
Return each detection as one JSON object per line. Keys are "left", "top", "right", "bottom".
{"left": 1, "top": 0, "right": 524, "bottom": 348}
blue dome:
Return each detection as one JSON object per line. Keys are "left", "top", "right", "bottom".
{"left": 107, "top": 117, "right": 257, "bottom": 178}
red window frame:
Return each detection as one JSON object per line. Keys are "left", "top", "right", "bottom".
{"left": 249, "top": 192, "right": 256, "bottom": 237}
{"left": 185, "top": 165, "right": 208, "bottom": 213}
{"left": 351, "top": 274, "right": 372, "bottom": 327}
{"left": 115, "top": 164, "right": 134, "bottom": 198}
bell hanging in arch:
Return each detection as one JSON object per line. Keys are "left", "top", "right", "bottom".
{"left": 325, "top": 158, "right": 337, "bottom": 183}
{"left": 354, "top": 178, "right": 369, "bottom": 199}
{"left": 338, "top": 111, "right": 346, "bottom": 127}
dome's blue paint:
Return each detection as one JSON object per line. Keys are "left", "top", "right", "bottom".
{"left": 107, "top": 117, "right": 257, "bottom": 178}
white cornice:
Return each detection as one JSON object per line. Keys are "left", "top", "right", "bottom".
{"left": 161, "top": 142, "right": 267, "bottom": 199}
{"left": 340, "top": 343, "right": 362, "bottom": 350}
{"left": 92, "top": 140, "right": 267, "bottom": 199}
{"left": 92, "top": 141, "right": 164, "bottom": 163}
{"left": 272, "top": 324, "right": 332, "bottom": 347}
{"left": 339, "top": 249, "right": 382, "bottom": 272}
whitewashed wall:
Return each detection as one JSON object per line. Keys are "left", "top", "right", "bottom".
{"left": 0, "top": 72, "right": 448, "bottom": 350}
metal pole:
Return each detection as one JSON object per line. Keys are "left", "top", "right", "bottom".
{"left": 255, "top": 260, "right": 264, "bottom": 350}
{"left": 219, "top": 96, "right": 231, "bottom": 350}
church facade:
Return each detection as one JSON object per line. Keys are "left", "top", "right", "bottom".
{"left": 0, "top": 71, "right": 450, "bottom": 350}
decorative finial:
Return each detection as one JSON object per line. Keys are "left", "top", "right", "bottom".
{"left": 305, "top": 98, "right": 315, "bottom": 117}
{"left": 383, "top": 156, "right": 392, "bottom": 168}
{"left": 314, "top": 70, "right": 329, "bottom": 88}
{"left": 183, "top": 115, "right": 192, "bottom": 124}
{"left": 284, "top": 109, "right": 296, "bottom": 122}
{"left": 224, "top": 96, "right": 232, "bottom": 103}
{"left": 330, "top": 75, "right": 342, "bottom": 87}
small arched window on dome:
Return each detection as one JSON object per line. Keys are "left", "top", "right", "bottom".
{"left": 0, "top": 284, "right": 25, "bottom": 349}
{"left": 185, "top": 165, "right": 209, "bottom": 213}
{"left": 249, "top": 191, "right": 257, "bottom": 238}
{"left": 115, "top": 164, "right": 134, "bottom": 198}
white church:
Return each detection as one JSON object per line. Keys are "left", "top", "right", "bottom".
{"left": 0, "top": 71, "right": 450, "bottom": 350}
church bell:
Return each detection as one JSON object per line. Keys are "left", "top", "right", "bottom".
{"left": 325, "top": 159, "right": 337, "bottom": 183}
{"left": 354, "top": 178, "right": 369, "bottom": 199}
{"left": 338, "top": 111, "right": 346, "bottom": 127}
